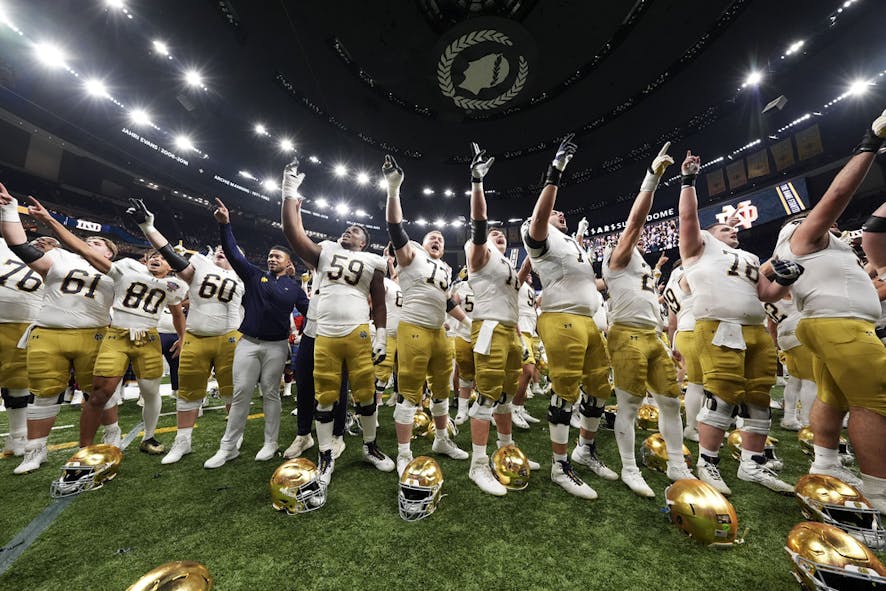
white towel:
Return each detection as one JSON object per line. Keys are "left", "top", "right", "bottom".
{"left": 16, "top": 323, "right": 36, "bottom": 349}
{"left": 473, "top": 320, "right": 499, "bottom": 356}
{"left": 712, "top": 321, "right": 746, "bottom": 350}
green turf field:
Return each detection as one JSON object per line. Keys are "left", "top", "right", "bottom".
{"left": 0, "top": 385, "right": 878, "bottom": 590}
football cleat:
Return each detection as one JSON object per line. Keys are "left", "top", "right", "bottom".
{"left": 682, "top": 425, "right": 699, "bottom": 442}
{"left": 786, "top": 522, "right": 886, "bottom": 590}
{"left": 255, "top": 443, "right": 279, "bottom": 462}
{"left": 384, "top": 394, "right": 398, "bottom": 407}
{"left": 396, "top": 452, "right": 413, "bottom": 478}
{"left": 330, "top": 436, "right": 346, "bottom": 460}
{"left": 362, "top": 440, "right": 395, "bottom": 472}
{"left": 50, "top": 444, "right": 122, "bottom": 498}
{"left": 283, "top": 434, "right": 315, "bottom": 459}
{"left": 431, "top": 437, "right": 469, "bottom": 460}
{"left": 665, "top": 479, "right": 739, "bottom": 547}
{"left": 511, "top": 410, "right": 530, "bottom": 430}
{"left": 139, "top": 437, "right": 165, "bottom": 455}
{"left": 737, "top": 457, "right": 794, "bottom": 494}
{"left": 622, "top": 467, "right": 655, "bottom": 498}
{"left": 203, "top": 447, "right": 239, "bottom": 469}
{"left": 160, "top": 438, "right": 192, "bottom": 465}
{"left": 640, "top": 433, "right": 693, "bottom": 475}
{"left": 399, "top": 456, "right": 444, "bottom": 521}
{"left": 454, "top": 411, "right": 468, "bottom": 426}
{"left": 102, "top": 424, "right": 122, "bottom": 449}
{"left": 13, "top": 442, "right": 48, "bottom": 474}
{"left": 571, "top": 442, "right": 618, "bottom": 480}
{"left": 809, "top": 464, "right": 864, "bottom": 491}
{"left": 519, "top": 407, "right": 540, "bottom": 424}
{"left": 666, "top": 464, "right": 697, "bottom": 482}
{"left": 795, "top": 474, "right": 884, "bottom": 549}
{"left": 490, "top": 445, "right": 530, "bottom": 490}
{"left": 551, "top": 460, "right": 597, "bottom": 499}
{"left": 780, "top": 418, "right": 803, "bottom": 431}
{"left": 270, "top": 458, "right": 325, "bottom": 514}
{"left": 469, "top": 461, "right": 507, "bottom": 496}
{"left": 127, "top": 561, "right": 212, "bottom": 591}
{"left": 3, "top": 435, "right": 25, "bottom": 457}
{"left": 697, "top": 456, "right": 732, "bottom": 496}
{"left": 317, "top": 449, "right": 334, "bottom": 488}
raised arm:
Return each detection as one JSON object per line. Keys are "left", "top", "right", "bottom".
{"left": 467, "top": 142, "right": 495, "bottom": 271}
{"left": 517, "top": 256, "right": 532, "bottom": 285}
{"left": 609, "top": 142, "right": 674, "bottom": 270}
{"left": 863, "top": 201, "right": 886, "bottom": 274}
{"left": 125, "top": 198, "right": 195, "bottom": 283}
{"left": 214, "top": 198, "right": 257, "bottom": 279}
{"left": 527, "top": 135, "right": 577, "bottom": 243}
{"left": 26, "top": 197, "right": 112, "bottom": 273}
{"left": 383, "top": 155, "right": 415, "bottom": 268}
{"left": 756, "top": 258, "right": 803, "bottom": 302}
{"left": 0, "top": 183, "right": 52, "bottom": 275}
{"left": 791, "top": 110, "right": 885, "bottom": 255}
{"left": 369, "top": 269, "right": 388, "bottom": 365}
{"left": 677, "top": 150, "right": 704, "bottom": 262}
{"left": 280, "top": 160, "right": 321, "bottom": 269}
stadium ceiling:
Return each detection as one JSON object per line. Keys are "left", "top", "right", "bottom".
{"left": 0, "top": 0, "right": 884, "bottom": 231}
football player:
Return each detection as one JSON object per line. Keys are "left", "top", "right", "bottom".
{"left": 863, "top": 201, "right": 886, "bottom": 275}
{"left": 521, "top": 135, "right": 616, "bottom": 499}
{"left": 125, "top": 199, "right": 245, "bottom": 464}
{"left": 602, "top": 143, "right": 694, "bottom": 498}
{"left": 678, "top": 150, "right": 792, "bottom": 495}
{"left": 26, "top": 199, "right": 187, "bottom": 454}
{"left": 383, "top": 155, "right": 470, "bottom": 476}
{"left": 450, "top": 269, "right": 475, "bottom": 425}
{"left": 763, "top": 297, "right": 816, "bottom": 430}
{"left": 761, "top": 109, "right": 886, "bottom": 511}
{"left": 280, "top": 160, "right": 395, "bottom": 488}
{"left": 204, "top": 198, "right": 309, "bottom": 468}
{"left": 373, "top": 257, "right": 402, "bottom": 411}
{"left": 0, "top": 189, "right": 116, "bottom": 474}
{"left": 513, "top": 268, "right": 542, "bottom": 426}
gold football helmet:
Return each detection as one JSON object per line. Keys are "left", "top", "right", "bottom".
{"left": 412, "top": 412, "right": 431, "bottom": 439}
{"left": 636, "top": 403, "right": 659, "bottom": 431}
{"left": 398, "top": 456, "right": 444, "bottom": 521}
{"left": 798, "top": 426, "right": 815, "bottom": 455}
{"left": 726, "top": 430, "right": 783, "bottom": 471}
{"left": 490, "top": 444, "right": 531, "bottom": 490}
{"left": 640, "top": 433, "right": 692, "bottom": 473}
{"left": 798, "top": 427, "right": 854, "bottom": 466}
{"left": 50, "top": 444, "right": 122, "bottom": 498}
{"left": 602, "top": 405, "right": 617, "bottom": 430}
{"left": 270, "top": 458, "right": 325, "bottom": 514}
{"left": 425, "top": 417, "right": 459, "bottom": 441}
{"left": 126, "top": 561, "right": 212, "bottom": 591}
{"left": 795, "top": 474, "right": 886, "bottom": 550}
{"left": 665, "top": 479, "right": 739, "bottom": 548}
{"left": 785, "top": 522, "right": 886, "bottom": 590}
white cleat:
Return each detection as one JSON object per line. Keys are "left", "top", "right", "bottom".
{"left": 3, "top": 435, "right": 25, "bottom": 457}
{"left": 396, "top": 452, "right": 413, "bottom": 477}
{"left": 809, "top": 465, "right": 864, "bottom": 490}
{"left": 432, "top": 437, "right": 469, "bottom": 460}
{"left": 13, "top": 443, "right": 47, "bottom": 474}
{"left": 511, "top": 411, "right": 530, "bottom": 430}
{"left": 571, "top": 443, "right": 618, "bottom": 480}
{"left": 469, "top": 462, "right": 507, "bottom": 496}
{"left": 102, "top": 425, "right": 122, "bottom": 448}
{"left": 317, "top": 449, "right": 334, "bottom": 488}
{"left": 780, "top": 418, "right": 803, "bottom": 431}
{"left": 283, "top": 434, "right": 315, "bottom": 459}
{"left": 161, "top": 438, "right": 192, "bottom": 465}
{"left": 203, "top": 447, "right": 239, "bottom": 469}
{"left": 254, "top": 444, "right": 278, "bottom": 461}
{"left": 622, "top": 468, "right": 655, "bottom": 498}
{"left": 520, "top": 408, "right": 540, "bottom": 424}
{"left": 697, "top": 459, "right": 732, "bottom": 496}
{"left": 682, "top": 426, "right": 699, "bottom": 442}
{"left": 362, "top": 441, "right": 395, "bottom": 472}
{"left": 569, "top": 413, "right": 581, "bottom": 429}
{"left": 666, "top": 464, "right": 697, "bottom": 482}
{"left": 330, "top": 436, "right": 346, "bottom": 460}
{"left": 551, "top": 460, "right": 597, "bottom": 499}
{"left": 454, "top": 411, "right": 468, "bottom": 426}
{"left": 737, "top": 458, "right": 794, "bottom": 494}
{"left": 385, "top": 394, "right": 398, "bottom": 407}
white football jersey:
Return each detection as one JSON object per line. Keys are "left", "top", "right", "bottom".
{"left": 465, "top": 240, "right": 520, "bottom": 325}
{"left": 775, "top": 225, "right": 880, "bottom": 322}
{"left": 303, "top": 285, "right": 320, "bottom": 339}
{"left": 663, "top": 266, "right": 695, "bottom": 332}
{"left": 383, "top": 277, "right": 403, "bottom": 336}
{"left": 108, "top": 258, "right": 186, "bottom": 330}
{"left": 453, "top": 280, "right": 474, "bottom": 341}
{"left": 157, "top": 307, "right": 177, "bottom": 333}
{"left": 517, "top": 282, "right": 538, "bottom": 335}
{"left": 397, "top": 241, "right": 451, "bottom": 329}
{"left": 521, "top": 222, "right": 599, "bottom": 317}
{"left": 0, "top": 238, "right": 45, "bottom": 323}
{"left": 186, "top": 254, "right": 244, "bottom": 336}
{"left": 763, "top": 298, "right": 801, "bottom": 351}
{"left": 315, "top": 241, "right": 386, "bottom": 337}
{"left": 35, "top": 248, "right": 114, "bottom": 329}
{"left": 602, "top": 246, "right": 660, "bottom": 329}
{"left": 685, "top": 231, "right": 765, "bottom": 325}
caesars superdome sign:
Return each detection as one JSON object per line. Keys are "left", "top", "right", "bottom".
{"left": 433, "top": 17, "right": 537, "bottom": 113}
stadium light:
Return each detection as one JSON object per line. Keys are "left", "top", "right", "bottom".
{"left": 355, "top": 209, "right": 367, "bottom": 217}
{"left": 434, "top": 218, "right": 446, "bottom": 228}
{"left": 262, "top": 179, "right": 279, "bottom": 192}
{"left": 377, "top": 177, "right": 387, "bottom": 190}
{"left": 105, "top": 0, "right": 125, "bottom": 9}
{"left": 129, "top": 108, "right": 151, "bottom": 126}
{"left": 184, "top": 69, "right": 204, "bottom": 88}
{"left": 422, "top": 187, "right": 434, "bottom": 195}
{"left": 33, "top": 41, "right": 67, "bottom": 69}
{"left": 443, "top": 189, "right": 454, "bottom": 197}
{"left": 356, "top": 171, "right": 370, "bottom": 185}
{"left": 315, "top": 197, "right": 328, "bottom": 209}
{"left": 742, "top": 71, "right": 763, "bottom": 88}
{"left": 308, "top": 155, "right": 320, "bottom": 164}
{"left": 238, "top": 171, "right": 255, "bottom": 180}
{"left": 415, "top": 218, "right": 428, "bottom": 226}
{"left": 333, "top": 164, "right": 348, "bottom": 178}
{"left": 335, "top": 202, "right": 349, "bottom": 215}
{"left": 450, "top": 219, "right": 464, "bottom": 227}
{"left": 84, "top": 78, "right": 108, "bottom": 98}
{"left": 174, "top": 135, "right": 194, "bottom": 151}
{"left": 152, "top": 40, "right": 170, "bottom": 56}
{"left": 279, "top": 139, "right": 294, "bottom": 152}
{"left": 254, "top": 123, "right": 268, "bottom": 136}
{"left": 784, "top": 40, "right": 804, "bottom": 56}
{"left": 848, "top": 79, "right": 871, "bottom": 96}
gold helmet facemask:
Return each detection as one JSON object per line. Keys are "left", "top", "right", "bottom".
{"left": 795, "top": 474, "right": 886, "bottom": 550}
{"left": 50, "top": 444, "right": 123, "bottom": 498}
{"left": 126, "top": 561, "right": 212, "bottom": 591}
{"left": 398, "top": 456, "right": 444, "bottom": 521}
{"left": 785, "top": 522, "right": 886, "bottom": 591}
{"left": 270, "top": 458, "right": 325, "bottom": 514}
{"left": 665, "top": 479, "right": 739, "bottom": 548}
{"left": 490, "top": 444, "right": 531, "bottom": 491}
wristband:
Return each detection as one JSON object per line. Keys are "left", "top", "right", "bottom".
{"left": 471, "top": 177, "right": 483, "bottom": 184}
{"left": 640, "top": 168, "right": 661, "bottom": 192}
{"left": 681, "top": 174, "right": 697, "bottom": 187}
{"left": 543, "top": 164, "right": 562, "bottom": 187}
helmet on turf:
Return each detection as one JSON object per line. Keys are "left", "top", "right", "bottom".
{"left": 412, "top": 412, "right": 431, "bottom": 439}
{"left": 795, "top": 474, "right": 886, "bottom": 550}
{"left": 665, "top": 479, "right": 739, "bottom": 548}
{"left": 602, "top": 405, "right": 617, "bottom": 430}
{"left": 726, "top": 431, "right": 783, "bottom": 471}
{"left": 269, "top": 458, "right": 325, "bottom": 514}
{"left": 641, "top": 433, "right": 692, "bottom": 473}
{"left": 490, "top": 444, "right": 531, "bottom": 491}
{"left": 398, "top": 456, "right": 444, "bottom": 521}
{"left": 785, "top": 522, "right": 886, "bottom": 590}
{"left": 425, "top": 417, "right": 459, "bottom": 440}
{"left": 126, "top": 561, "right": 213, "bottom": 591}
{"left": 50, "top": 444, "right": 122, "bottom": 498}
{"left": 636, "top": 403, "right": 659, "bottom": 431}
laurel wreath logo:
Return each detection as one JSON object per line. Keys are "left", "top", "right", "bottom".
{"left": 437, "top": 29, "right": 529, "bottom": 111}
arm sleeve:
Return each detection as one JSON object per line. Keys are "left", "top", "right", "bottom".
{"left": 387, "top": 222, "right": 410, "bottom": 250}
{"left": 521, "top": 226, "right": 548, "bottom": 257}
{"left": 158, "top": 243, "right": 190, "bottom": 272}
{"left": 8, "top": 242, "right": 44, "bottom": 264}
{"left": 219, "top": 223, "right": 257, "bottom": 279}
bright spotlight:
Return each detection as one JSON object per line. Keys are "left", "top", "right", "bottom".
{"left": 238, "top": 171, "right": 255, "bottom": 180}
{"left": 356, "top": 171, "right": 370, "bottom": 185}
{"left": 279, "top": 139, "right": 295, "bottom": 152}
{"left": 333, "top": 164, "right": 348, "bottom": 178}
{"left": 106, "top": 0, "right": 126, "bottom": 9}
{"left": 355, "top": 209, "right": 367, "bottom": 217}
{"left": 184, "top": 69, "right": 204, "bottom": 88}
{"left": 785, "top": 40, "right": 804, "bottom": 55}
{"left": 262, "top": 179, "right": 279, "bottom": 192}
{"left": 450, "top": 219, "right": 464, "bottom": 228}
{"left": 174, "top": 135, "right": 194, "bottom": 151}
{"left": 84, "top": 78, "right": 108, "bottom": 98}
{"left": 129, "top": 108, "right": 151, "bottom": 126}
{"left": 434, "top": 218, "right": 446, "bottom": 228}
{"left": 415, "top": 218, "right": 428, "bottom": 227}
{"left": 742, "top": 71, "right": 763, "bottom": 87}
{"left": 377, "top": 177, "right": 388, "bottom": 190}
{"left": 254, "top": 123, "right": 268, "bottom": 136}
{"left": 315, "top": 197, "right": 329, "bottom": 209}
{"left": 152, "top": 40, "right": 169, "bottom": 56}
{"left": 443, "top": 189, "right": 454, "bottom": 197}
{"left": 334, "top": 202, "right": 349, "bottom": 215}
{"left": 848, "top": 79, "right": 871, "bottom": 96}
{"left": 34, "top": 42, "right": 67, "bottom": 69}
{"left": 422, "top": 187, "right": 434, "bottom": 195}
{"left": 308, "top": 155, "right": 320, "bottom": 164}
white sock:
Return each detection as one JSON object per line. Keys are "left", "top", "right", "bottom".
{"left": 138, "top": 378, "right": 162, "bottom": 439}
{"left": 683, "top": 383, "right": 704, "bottom": 431}
{"left": 316, "top": 420, "right": 334, "bottom": 452}
{"left": 798, "top": 380, "right": 817, "bottom": 425}
{"left": 782, "top": 377, "right": 800, "bottom": 422}
{"left": 472, "top": 443, "right": 487, "bottom": 463}
{"left": 397, "top": 442, "right": 411, "bottom": 456}
{"left": 457, "top": 398, "right": 469, "bottom": 413}
{"left": 614, "top": 388, "right": 641, "bottom": 470}
{"left": 811, "top": 444, "right": 839, "bottom": 470}
{"left": 361, "top": 410, "right": 378, "bottom": 443}
{"left": 740, "top": 449, "right": 761, "bottom": 463}
{"left": 699, "top": 446, "right": 719, "bottom": 463}
{"left": 654, "top": 394, "right": 685, "bottom": 467}
{"left": 553, "top": 452, "right": 567, "bottom": 463}
{"left": 6, "top": 389, "right": 29, "bottom": 439}
{"left": 498, "top": 432, "right": 513, "bottom": 446}
{"left": 176, "top": 427, "right": 193, "bottom": 442}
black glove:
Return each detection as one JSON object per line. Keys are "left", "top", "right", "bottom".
{"left": 769, "top": 258, "right": 804, "bottom": 286}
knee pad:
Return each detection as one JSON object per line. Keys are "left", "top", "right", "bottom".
{"left": 29, "top": 396, "right": 62, "bottom": 420}
{"left": 469, "top": 396, "right": 494, "bottom": 422}
{"left": 356, "top": 400, "right": 378, "bottom": 417}
{"left": 393, "top": 400, "right": 417, "bottom": 424}
{"left": 492, "top": 392, "right": 512, "bottom": 415}
{"left": 176, "top": 398, "right": 204, "bottom": 412}
{"left": 2, "top": 388, "right": 32, "bottom": 409}
{"left": 458, "top": 378, "right": 473, "bottom": 389}
{"left": 579, "top": 393, "right": 606, "bottom": 418}
{"left": 547, "top": 393, "right": 572, "bottom": 426}
{"left": 315, "top": 403, "right": 336, "bottom": 424}
{"left": 103, "top": 395, "right": 118, "bottom": 411}
{"left": 738, "top": 403, "right": 771, "bottom": 435}
{"left": 430, "top": 398, "right": 448, "bottom": 417}
{"left": 696, "top": 390, "right": 737, "bottom": 431}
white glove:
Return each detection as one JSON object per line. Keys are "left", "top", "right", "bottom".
{"left": 640, "top": 142, "right": 674, "bottom": 192}
{"left": 0, "top": 196, "right": 20, "bottom": 223}
{"left": 873, "top": 109, "right": 886, "bottom": 138}
{"left": 459, "top": 317, "right": 472, "bottom": 335}
{"left": 470, "top": 142, "right": 495, "bottom": 180}
{"left": 125, "top": 198, "right": 156, "bottom": 234}
{"left": 372, "top": 327, "right": 387, "bottom": 366}
{"left": 281, "top": 159, "right": 306, "bottom": 201}
{"left": 382, "top": 154, "right": 404, "bottom": 193}
{"left": 576, "top": 216, "right": 589, "bottom": 238}
{"left": 552, "top": 134, "right": 577, "bottom": 172}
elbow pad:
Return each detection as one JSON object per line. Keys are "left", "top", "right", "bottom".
{"left": 387, "top": 222, "right": 410, "bottom": 250}
{"left": 9, "top": 242, "right": 44, "bottom": 264}
{"left": 471, "top": 219, "right": 487, "bottom": 245}
{"left": 158, "top": 243, "right": 190, "bottom": 272}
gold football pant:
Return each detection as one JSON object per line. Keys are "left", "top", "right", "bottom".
{"left": 396, "top": 320, "right": 452, "bottom": 405}
{"left": 0, "top": 322, "right": 30, "bottom": 390}
{"left": 536, "top": 312, "right": 610, "bottom": 404}
{"left": 177, "top": 330, "right": 240, "bottom": 402}
{"left": 608, "top": 323, "right": 680, "bottom": 398}
{"left": 472, "top": 321, "right": 521, "bottom": 401}
{"left": 314, "top": 324, "right": 375, "bottom": 407}
{"left": 781, "top": 344, "right": 815, "bottom": 382}
{"left": 27, "top": 326, "right": 106, "bottom": 398}
{"left": 674, "top": 330, "right": 702, "bottom": 384}
{"left": 520, "top": 331, "right": 541, "bottom": 366}
{"left": 373, "top": 332, "right": 398, "bottom": 385}
{"left": 93, "top": 326, "right": 163, "bottom": 380}
{"left": 454, "top": 335, "right": 475, "bottom": 382}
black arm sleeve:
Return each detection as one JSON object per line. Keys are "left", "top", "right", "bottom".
{"left": 523, "top": 231, "right": 546, "bottom": 250}
{"left": 9, "top": 242, "right": 44, "bottom": 264}
{"left": 862, "top": 215, "right": 886, "bottom": 233}
{"left": 387, "top": 222, "right": 410, "bottom": 250}
{"left": 446, "top": 298, "right": 457, "bottom": 313}
{"left": 471, "top": 219, "right": 487, "bottom": 245}
{"left": 158, "top": 243, "right": 190, "bottom": 272}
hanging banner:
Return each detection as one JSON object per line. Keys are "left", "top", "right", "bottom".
{"left": 770, "top": 138, "right": 795, "bottom": 171}
{"left": 747, "top": 149, "right": 770, "bottom": 179}
{"left": 726, "top": 160, "right": 747, "bottom": 190}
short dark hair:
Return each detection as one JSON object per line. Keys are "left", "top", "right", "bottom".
{"left": 352, "top": 224, "right": 370, "bottom": 251}
{"left": 269, "top": 245, "right": 293, "bottom": 259}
